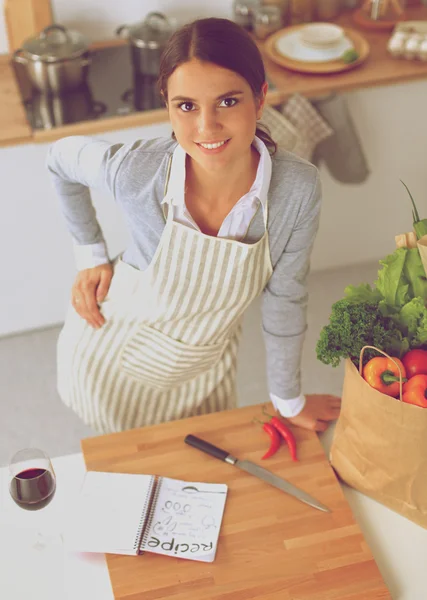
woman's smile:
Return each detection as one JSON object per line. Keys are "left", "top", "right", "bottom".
{"left": 196, "top": 139, "right": 231, "bottom": 153}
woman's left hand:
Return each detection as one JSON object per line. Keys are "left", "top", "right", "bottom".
{"left": 285, "top": 394, "right": 341, "bottom": 432}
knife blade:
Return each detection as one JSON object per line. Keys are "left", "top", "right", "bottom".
{"left": 184, "top": 434, "right": 331, "bottom": 513}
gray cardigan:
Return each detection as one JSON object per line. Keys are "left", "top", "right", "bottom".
{"left": 46, "top": 135, "right": 321, "bottom": 401}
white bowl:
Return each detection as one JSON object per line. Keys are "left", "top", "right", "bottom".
{"left": 300, "top": 23, "right": 344, "bottom": 49}
{"left": 275, "top": 29, "right": 353, "bottom": 63}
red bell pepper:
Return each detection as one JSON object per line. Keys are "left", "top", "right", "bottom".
{"left": 402, "top": 374, "right": 427, "bottom": 408}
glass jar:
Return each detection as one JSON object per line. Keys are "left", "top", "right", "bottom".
{"left": 254, "top": 5, "right": 283, "bottom": 40}
{"left": 233, "top": 0, "right": 262, "bottom": 31}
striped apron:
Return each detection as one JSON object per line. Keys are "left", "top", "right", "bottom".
{"left": 57, "top": 170, "right": 273, "bottom": 434}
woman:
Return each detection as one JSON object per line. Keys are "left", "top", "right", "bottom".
{"left": 47, "top": 17, "right": 340, "bottom": 434}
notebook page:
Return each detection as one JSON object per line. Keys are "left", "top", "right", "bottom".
{"left": 64, "top": 471, "right": 155, "bottom": 554}
{"left": 141, "top": 477, "right": 228, "bottom": 562}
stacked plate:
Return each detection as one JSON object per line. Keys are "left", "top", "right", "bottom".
{"left": 265, "top": 22, "right": 369, "bottom": 74}
{"left": 276, "top": 23, "right": 353, "bottom": 63}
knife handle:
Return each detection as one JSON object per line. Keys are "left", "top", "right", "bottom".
{"left": 184, "top": 435, "right": 231, "bottom": 462}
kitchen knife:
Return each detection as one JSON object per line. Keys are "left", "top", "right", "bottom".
{"left": 184, "top": 434, "right": 331, "bottom": 513}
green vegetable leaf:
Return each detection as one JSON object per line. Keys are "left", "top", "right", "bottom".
{"left": 403, "top": 248, "right": 427, "bottom": 299}
{"left": 397, "top": 297, "right": 426, "bottom": 336}
{"left": 316, "top": 299, "right": 408, "bottom": 368}
{"left": 343, "top": 283, "right": 382, "bottom": 304}
{"left": 375, "top": 248, "right": 409, "bottom": 308}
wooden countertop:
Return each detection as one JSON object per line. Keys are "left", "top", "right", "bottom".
{"left": 81, "top": 403, "right": 391, "bottom": 600}
{"left": 1, "top": 5, "right": 427, "bottom": 148}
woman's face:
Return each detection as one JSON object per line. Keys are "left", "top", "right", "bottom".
{"left": 166, "top": 58, "right": 267, "bottom": 171}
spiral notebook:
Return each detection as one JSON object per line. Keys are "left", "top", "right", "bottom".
{"left": 65, "top": 471, "right": 228, "bottom": 562}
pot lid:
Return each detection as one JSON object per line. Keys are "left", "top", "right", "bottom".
{"left": 120, "top": 12, "right": 172, "bottom": 49}
{"left": 21, "top": 24, "right": 89, "bottom": 62}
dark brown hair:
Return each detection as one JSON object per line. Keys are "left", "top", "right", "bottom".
{"left": 157, "top": 17, "right": 277, "bottom": 155}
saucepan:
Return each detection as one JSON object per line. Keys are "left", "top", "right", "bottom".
{"left": 13, "top": 24, "right": 91, "bottom": 95}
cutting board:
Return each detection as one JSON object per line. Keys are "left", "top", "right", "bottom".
{"left": 81, "top": 404, "right": 391, "bottom": 600}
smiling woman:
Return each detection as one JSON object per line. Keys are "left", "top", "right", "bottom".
{"left": 46, "top": 17, "right": 340, "bottom": 436}
{"left": 157, "top": 18, "right": 276, "bottom": 157}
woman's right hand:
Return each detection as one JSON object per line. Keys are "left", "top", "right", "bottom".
{"left": 71, "top": 263, "right": 113, "bottom": 328}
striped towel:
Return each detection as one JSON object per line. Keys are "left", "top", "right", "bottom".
{"left": 281, "top": 93, "right": 334, "bottom": 161}
{"left": 261, "top": 95, "right": 334, "bottom": 161}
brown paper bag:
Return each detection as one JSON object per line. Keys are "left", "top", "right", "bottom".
{"left": 330, "top": 347, "right": 427, "bottom": 528}
{"left": 417, "top": 234, "right": 427, "bottom": 277}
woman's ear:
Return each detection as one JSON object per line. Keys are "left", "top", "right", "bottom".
{"left": 160, "top": 90, "right": 168, "bottom": 108}
{"left": 256, "top": 81, "right": 268, "bottom": 120}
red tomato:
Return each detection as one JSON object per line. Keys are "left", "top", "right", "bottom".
{"left": 402, "top": 349, "right": 427, "bottom": 378}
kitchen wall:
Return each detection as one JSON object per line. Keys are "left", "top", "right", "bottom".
{"left": 1, "top": 2, "right": 427, "bottom": 337}
{"left": 0, "top": 0, "right": 232, "bottom": 53}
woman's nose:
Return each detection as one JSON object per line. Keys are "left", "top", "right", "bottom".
{"left": 197, "top": 108, "right": 222, "bottom": 136}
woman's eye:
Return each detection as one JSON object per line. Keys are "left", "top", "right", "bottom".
{"left": 220, "top": 98, "right": 238, "bottom": 108}
{"left": 178, "top": 102, "right": 195, "bottom": 112}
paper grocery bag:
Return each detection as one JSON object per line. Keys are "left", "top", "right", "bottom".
{"left": 417, "top": 234, "right": 427, "bottom": 277}
{"left": 330, "top": 353, "right": 427, "bottom": 529}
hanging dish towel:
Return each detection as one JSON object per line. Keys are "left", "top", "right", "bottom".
{"left": 281, "top": 93, "right": 334, "bottom": 161}
{"left": 311, "top": 93, "right": 371, "bottom": 184}
{"left": 260, "top": 105, "right": 300, "bottom": 153}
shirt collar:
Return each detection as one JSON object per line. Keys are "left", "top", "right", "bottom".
{"left": 162, "top": 136, "right": 272, "bottom": 209}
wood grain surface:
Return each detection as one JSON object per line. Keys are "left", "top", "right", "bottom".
{"left": 81, "top": 404, "right": 391, "bottom": 600}
{"left": 0, "top": 57, "right": 31, "bottom": 146}
{"left": 4, "top": 0, "right": 53, "bottom": 52}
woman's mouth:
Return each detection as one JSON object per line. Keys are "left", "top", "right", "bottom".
{"left": 196, "top": 139, "right": 230, "bottom": 154}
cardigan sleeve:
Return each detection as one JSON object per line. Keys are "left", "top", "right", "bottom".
{"left": 262, "top": 170, "right": 322, "bottom": 401}
{"left": 46, "top": 135, "right": 131, "bottom": 269}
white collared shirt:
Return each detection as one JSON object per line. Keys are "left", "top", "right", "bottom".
{"left": 161, "top": 137, "right": 305, "bottom": 418}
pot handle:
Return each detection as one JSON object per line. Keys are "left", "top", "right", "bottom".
{"left": 121, "top": 88, "right": 134, "bottom": 103}
{"left": 40, "top": 24, "right": 70, "bottom": 42}
{"left": 12, "top": 48, "right": 28, "bottom": 65}
{"left": 146, "top": 12, "right": 170, "bottom": 31}
{"left": 80, "top": 56, "right": 92, "bottom": 67}
{"left": 116, "top": 24, "right": 130, "bottom": 37}
{"left": 91, "top": 101, "right": 107, "bottom": 118}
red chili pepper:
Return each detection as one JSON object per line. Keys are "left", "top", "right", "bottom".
{"left": 262, "top": 407, "right": 298, "bottom": 461}
{"left": 254, "top": 418, "right": 281, "bottom": 459}
{"left": 261, "top": 422, "right": 282, "bottom": 459}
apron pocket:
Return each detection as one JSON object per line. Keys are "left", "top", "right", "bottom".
{"left": 120, "top": 324, "right": 227, "bottom": 388}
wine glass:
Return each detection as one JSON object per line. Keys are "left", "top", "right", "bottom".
{"left": 9, "top": 448, "right": 56, "bottom": 511}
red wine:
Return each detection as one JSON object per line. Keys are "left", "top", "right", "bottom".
{"left": 10, "top": 467, "right": 56, "bottom": 510}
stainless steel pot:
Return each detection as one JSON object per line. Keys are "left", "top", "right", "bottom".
{"left": 122, "top": 75, "right": 164, "bottom": 112}
{"left": 116, "top": 12, "right": 173, "bottom": 77}
{"left": 29, "top": 84, "right": 106, "bottom": 129}
{"left": 13, "top": 24, "right": 91, "bottom": 95}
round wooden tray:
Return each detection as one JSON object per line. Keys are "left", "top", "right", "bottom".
{"left": 264, "top": 25, "right": 370, "bottom": 75}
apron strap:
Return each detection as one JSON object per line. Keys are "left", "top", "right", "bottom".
{"left": 162, "top": 154, "right": 173, "bottom": 221}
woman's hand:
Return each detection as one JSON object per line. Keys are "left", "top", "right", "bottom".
{"left": 286, "top": 394, "right": 341, "bottom": 433}
{"left": 71, "top": 263, "right": 113, "bottom": 328}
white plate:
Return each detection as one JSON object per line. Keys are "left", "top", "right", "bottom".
{"left": 275, "top": 30, "right": 354, "bottom": 63}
